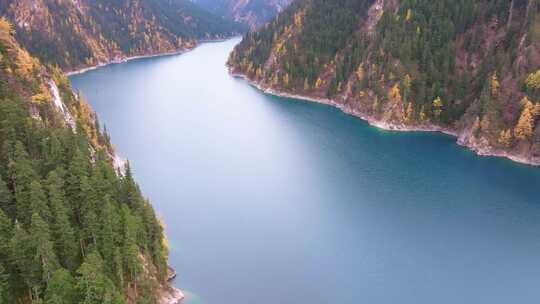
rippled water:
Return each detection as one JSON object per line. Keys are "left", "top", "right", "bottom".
{"left": 70, "top": 38, "right": 540, "bottom": 304}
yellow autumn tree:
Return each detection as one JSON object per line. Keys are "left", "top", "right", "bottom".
{"left": 390, "top": 84, "right": 401, "bottom": 101}
{"left": 356, "top": 65, "right": 365, "bottom": 81}
{"left": 388, "top": 83, "right": 405, "bottom": 121}
{"left": 419, "top": 105, "right": 427, "bottom": 121}
{"left": 294, "top": 10, "right": 304, "bottom": 28}
{"left": 405, "top": 102, "right": 414, "bottom": 123}
{"left": 315, "top": 77, "right": 322, "bottom": 89}
{"left": 432, "top": 97, "right": 443, "bottom": 118}
{"left": 0, "top": 17, "right": 13, "bottom": 43}
{"left": 15, "top": 48, "right": 37, "bottom": 78}
{"left": 498, "top": 129, "right": 512, "bottom": 147}
{"left": 514, "top": 96, "right": 540, "bottom": 140}
{"left": 283, "top": 73, "right": 290, "bottom": 88}
{"left": 490, "top": 72, "right": 500, "bottom": 96}
{"left": 405, "top": 9, "right": 413, "bottom": 22}
{"left": 526, "top": 70, "right": 540, "bottom": 90}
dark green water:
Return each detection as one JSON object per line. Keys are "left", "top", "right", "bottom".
{"left": 70, "top": 38, "right": 540, "bottom": 304}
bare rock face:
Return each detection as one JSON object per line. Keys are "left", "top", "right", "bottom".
{"left": 159, "top": 286, "right": 185, "bottom": 304}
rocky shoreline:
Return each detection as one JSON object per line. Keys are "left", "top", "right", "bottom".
{"left": 159, "top": 286, "right": 184, "bottom": 304}
{"left": 230, "top": 70, "right": 540, "bottom": 167}
{"left": 157, "top": 266, "right": 184, "bottom": 304}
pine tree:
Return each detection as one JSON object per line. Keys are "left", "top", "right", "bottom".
{"left": 30, "top": 212, "right": 59, "bottom": 283}
{"left": 0, "top": 20, "right": 169, "bottom": 303}
{"left": 65, "top": 147, "right": 89, "bottom": 224}
{"left": 121, "top": 206, "right": 143, "bottom": 286}
{"left": 77, "top": 251, "right": 124, "bottom": 304}
{"left": 44, "top": 268, "right": 77, "bottom": 304}
{"left": 0, "top": 176, "right": 14, "bottom": 219}
{"left": 0, "top": 210, "right": 12, "bottom": 257}
{"left": 121, "top": 163, "right": 142, "bottom": 210}
{"left": 10, "top": 141, "right": 38, "bottom": 227}
{"left": 98, "top": 196, "right": 119, "bottom": 277}
{"left": 0, "top": 264, "right": 10, "bottom": 304}
{"left": 80, "top": 176, "right": 99, "bottom": 249}
{"left": 10, "top": 224, "right": 39, "bottom": 300}
{"left": 29, "top": 181, "right": 51, "bottom": 224}
{"left": 45, "top": 171, "right": 78, "bottom": 270}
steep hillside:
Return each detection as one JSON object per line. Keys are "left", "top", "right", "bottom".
{"left": 229, "top": 0, "right": 540, "bottom": 165}
{"left": 195, "top": 0, "right": 291, "bottom": 29}
{"left": 0, "top": 18, "right": 180, "bottom": 304}
{"left": 0, "top": 0, "right": 243, "bottom": 71}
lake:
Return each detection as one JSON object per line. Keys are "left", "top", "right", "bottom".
{"left": 70, "top": 38, "right": 540, "bottom": 304}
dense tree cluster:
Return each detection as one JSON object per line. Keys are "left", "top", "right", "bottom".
{"left": 0, "top": 0, "right": 243, "bottom": 70}
{"left": 0, "top": 18, "right": 169, "bottom": 304}
{"left": 229, "top": 0, "right": 540, "bottom": 160}
{"left": 195, "top": 0, "right": 289, "bottom": 29}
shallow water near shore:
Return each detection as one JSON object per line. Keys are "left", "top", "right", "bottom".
{"left": 70, "top": 38, "right": 540, "bottom": 304}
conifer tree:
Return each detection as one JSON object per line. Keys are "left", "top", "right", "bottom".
{"left": 45, "top": 171, "right": 78, "bottom": 270}
{"left": 10, "top": 142, "right": 38, "bottom": 227}
{"left": 44, "top": 268, "right": 77, "bottom": 304}
{"left": 77, "top": 251, "right": 124, "bottom": 304}
{"left": 0, "top": 176, "right": 14, "bottom": 219}
{"left": 30, "top": 212, "right": 59, "bottom": 283}
{"left": 0, "top": 264, "right": 10, "bottom": 304}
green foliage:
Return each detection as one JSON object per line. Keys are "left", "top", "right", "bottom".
{"left": 1, "top": 0, "right": 243, "bottom": 69}
{"left": 231, "top": 0, "right": 540, "bottom": 148}
{"left": 77, "top": 251, "right": 124, "bottom": 304}
{"left": 0, "top": 26, "right": 169, "bottom": 303}
{"left": 45, "top": 268, "right": 77, "bottom": 304}
{"left": 0, "top": 264, "right": 10, "bottom": 304}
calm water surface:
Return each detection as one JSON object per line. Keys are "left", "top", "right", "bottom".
{"left": 71, "top": 38, "right": 540, "bottom": 304}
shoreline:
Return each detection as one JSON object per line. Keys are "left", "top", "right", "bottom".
{"left": 66, "top": 37, "right": 237, "bottom": 76}
{"left": 158, "top": 266, "right": 184, "bottom": 304}
{"left": 66, "top": 49, "right": 192, "bottom": 76}
{"left": 230, "top": 71, "right": 540, "bottom": 167}
{"left": 160, "top": 286, "right": 184, "bottom": 304}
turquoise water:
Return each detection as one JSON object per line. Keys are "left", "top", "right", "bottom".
{"left": 70, "top": 38, "right": 540, "bottom": 304}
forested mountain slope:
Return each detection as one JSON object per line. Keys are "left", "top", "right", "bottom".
{"left": 0, "top": 0, "right": 243, "bottom": 71}
{"left": 0, "top": 19, "right": 179, "bottom": 304}
{"left": 229, "top": 0, "right": 540, "bottom": 165}
{"left": 195, "top": 0, "right": 291, "bottom": 29}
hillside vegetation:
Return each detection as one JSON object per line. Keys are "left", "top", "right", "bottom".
{"left": 0, "top": 18, "right": 173, "bottom": 304}
{"left": 0, "top": 0, "right": 243, "bottom": 71}
{"left": 229, "top": 0, "right": 540, "bottom": 165}
{"left": 195, "top": 0, "right": 291, "bottom": 29}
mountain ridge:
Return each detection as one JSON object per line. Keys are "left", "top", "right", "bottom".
{"left": 228, "top": 0, "right": 540, "bottom": 166}
{"left": 1, "top": 0, "right": 243, "bottom": 71}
